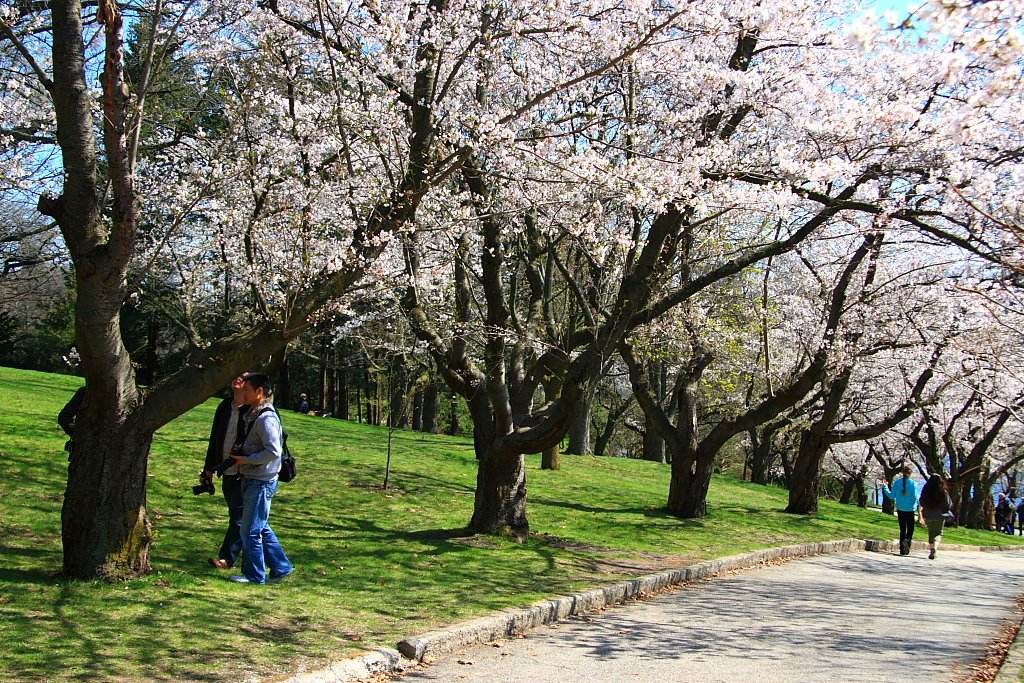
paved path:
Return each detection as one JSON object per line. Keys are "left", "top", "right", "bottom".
{"left": 393, "top": 549, "right": 1024, "bottom": 683}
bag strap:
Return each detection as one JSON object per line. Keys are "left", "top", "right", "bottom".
{"left": 240, "top": 405, "right": 279, "bottom": 442}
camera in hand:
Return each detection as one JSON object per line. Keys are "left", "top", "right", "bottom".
{"left": 192, "top": 480, "right": 215, "bottom": 496}
{"left": 213, "top": 455, "right": 238, "bottom": 477}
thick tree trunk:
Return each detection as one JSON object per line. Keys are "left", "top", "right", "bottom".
{"left": 785, "top": 431, "right": 828, "bottom": 514}
{"left": 642, "top": 421, "right": 666, "bottom": 463}
{"left": 62, "top": 416, "right": 154, "bottom": 579}
{"left": 470, "top": 442, "right": 529, "bottom": 540}
{"left": 666, "top": 447, "right": 714, "bottom": 517}
{"left": 422, "top": 382, "right": 440, "bottom": 433}
{"left": 565, "top": 391, "right": 593, "bottom": 455}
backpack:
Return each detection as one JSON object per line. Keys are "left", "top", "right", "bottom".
{"left": 279, "top": 432, "right": 297, "bottom": 483}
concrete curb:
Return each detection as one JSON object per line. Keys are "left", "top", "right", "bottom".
{"left": 994, "top": 615, "right": 1024, "bottom": 683}
{"left": 871, "top": 539, "right": 1022, "bottom": 554}
{"left": 276, "top": 538, "right": 1020, "bottom": 682}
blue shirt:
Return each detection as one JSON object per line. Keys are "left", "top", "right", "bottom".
{"left": 882, "top": 476, "right": 919, "bottom": 512}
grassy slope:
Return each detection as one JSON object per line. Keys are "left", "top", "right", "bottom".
{"left": 2, "top": 365, "right": 1020, "bottom": 682}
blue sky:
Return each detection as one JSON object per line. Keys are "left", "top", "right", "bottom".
{"left": 868, "top": 0, "right": 915, "bottom": 17}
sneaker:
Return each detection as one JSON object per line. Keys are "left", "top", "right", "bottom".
{"left": 208, "top": 558, "right": 232, "bottom": 569}
{"left": 268, "top": 570, "right": 293, "bottom": 584}
{"left": 229, "top": 575, "right": 251, "bottom": 584}
{"left": 929, "top": 549, "right": 936, "bottom": 560}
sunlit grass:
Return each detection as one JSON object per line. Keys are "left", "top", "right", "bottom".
{"left": 2, "top": 365, "right": 1019, "bottom": 682}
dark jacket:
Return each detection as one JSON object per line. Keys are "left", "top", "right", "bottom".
{"left": 58, "top": 386, "right": 87, "bottom": 437}
{"left": 921, "top": 492, "right": 953, "bottom": 522}
{"left": 204, "top": 398, "right": 250, "bottom": 472}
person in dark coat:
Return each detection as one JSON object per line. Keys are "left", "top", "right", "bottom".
{"left": 57, "top": 386, "right": 87, "bottom": 455}
{"left": 997, "top": 493, "right": 1014, "bottom": 535}
{"left": 201, "top": 374, "right": 250, "bottom": 569}
{"left": 918, "top": 474, "right": 954, "bottom": 560}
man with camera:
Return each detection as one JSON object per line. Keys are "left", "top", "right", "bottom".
{"left": 227, "top": 372, "right": 293, "bottom": 584}
{"left": 198, "top": 373, "right": 250, "bottom": 570}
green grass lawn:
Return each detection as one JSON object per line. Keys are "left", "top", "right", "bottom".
{"left": 2, "top": 365, "right": 1020, "bottom": 682}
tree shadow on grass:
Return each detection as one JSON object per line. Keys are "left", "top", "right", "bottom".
{"left": 0, "top": 565, "right": 63, "bottom": 585}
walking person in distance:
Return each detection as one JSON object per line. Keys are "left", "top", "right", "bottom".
{"left": 229, "top": 372, "right": 293, "bottom": 584}
{"left": 918, "top": 473, "right": 954, "bottom": 560}
{"left": 881, "top": 466, "right": 920, "bottom": 556}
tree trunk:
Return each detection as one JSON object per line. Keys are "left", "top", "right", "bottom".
{"left": 749, "top": 424, "right": 777, "bottom": 485}
{"left": 388, "top": 358, "right": 409, "bottom": 428}
{"left": 642, "top": 420, "right": 666, "bottom": 463}
{"left": 279, "top": 355, "right": 292, "bottom": 409}
{"left": 785, "top": 431, "right": 828, "bottom": 514}
{"left": 448, "top": 393, "right": 460, "bottom": 436}
{"left": 856, "top": 479, "right": 869, "bottom": 507}
{"left": 964, "top": 480, "right": 990, "bottom": 529}
{"left": 338, "top": 366, "right": 349, "bottom": 420}
{"left": 839, "top": 475, "right": 857, "bottom": 504}
{"left": 422, "top": 381, "right": 440, "bottom": 433}
{"left": 327, "top": 358, "right": 336, "bottom": 416}
{"left": 371, "top": 366, "right": 380, "bottom": 425}
{"left": 541, "top": 441, "right": 560, "bottom": 470}
{"left": 881, "top": 494, "right": 894, "bottom": 515}
{"left": 470, "top": 443, "right": 529, "bottom": 541}
{"left": 666, "top": 446, "right": 714, "bottom": 517}
{"left": 355, "top": 366, "right": 363, "bottom": 423}
{"left": 641, "top": 361, "right": 667, "bottom": 462}
{"left": 412, "top": 388, "right": 423, "bottom": 431}
{"left": 62, "top": 413, "right": 154, "bottom": 579}
{"left": 318, "top": 342, "right": 328, "bottom": 412}
{"left": 565, "top": 390, "right": 593, "bottom": 455}
{"left": 138, "top": 316, "right": 159, "bottom": 386}
{"left": 594, "top": 419, "right": 614, "bottom": 457}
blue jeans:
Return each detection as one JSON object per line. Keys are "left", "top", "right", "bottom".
{"left": 239, "top": 478, "right": 292, "bottom": 583}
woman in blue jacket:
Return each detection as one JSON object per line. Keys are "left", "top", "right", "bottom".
{"left": 881, "top": 465, "right": 920, "bottom": 556}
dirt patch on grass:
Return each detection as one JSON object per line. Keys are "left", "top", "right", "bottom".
{"left": 581, "top": 552, "right": 701, "bottom": 576}
{"left": 531, "top": 533, "right": 698, "bottom": 576}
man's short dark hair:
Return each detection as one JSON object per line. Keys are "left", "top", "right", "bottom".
{"left": 243, "top": 372, "right": 273, "bottom": 397}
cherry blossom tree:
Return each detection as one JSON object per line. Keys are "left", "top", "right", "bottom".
{"left": 5, "top": 0, "right": 658, "bottom": 576}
